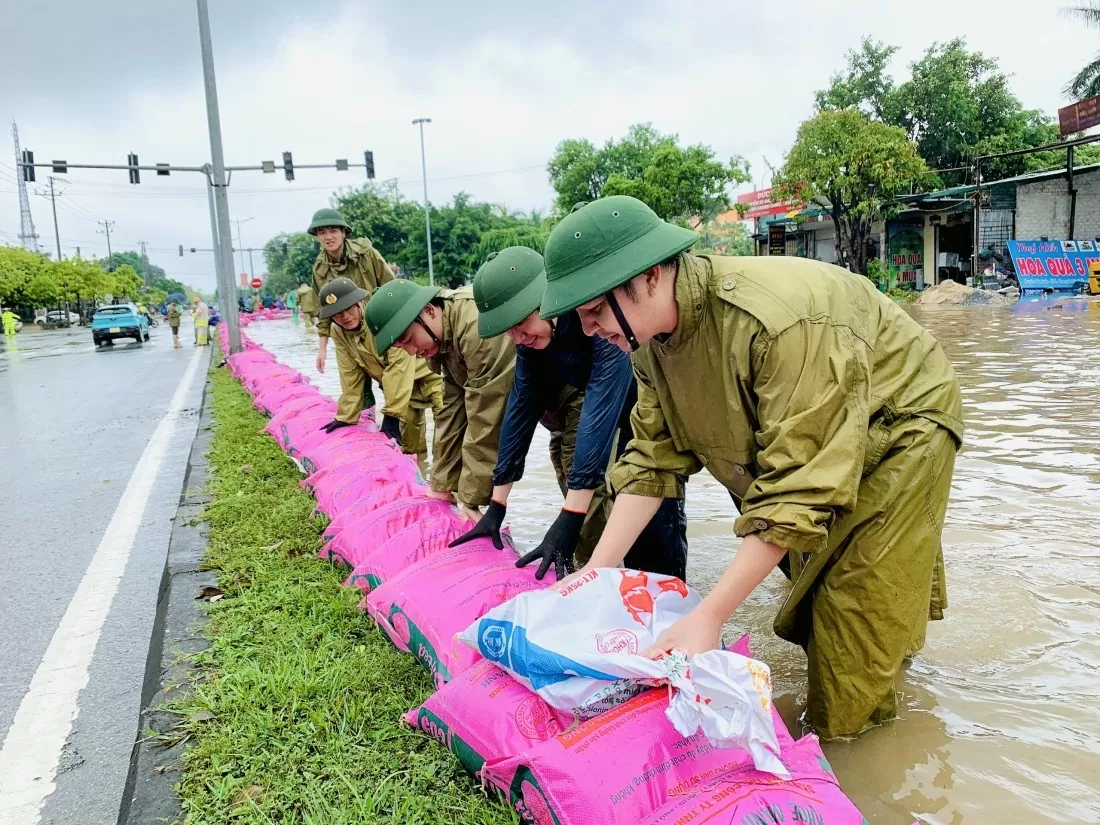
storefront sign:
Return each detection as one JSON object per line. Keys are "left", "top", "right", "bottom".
{"left": 738, "top": 188, "right": 801, "bottom": 221}
{"left": 886, "top": 219, "right": 924, "bottom": 290}
{"left": 1007, "top": 239, "right": 1099, "bottom": 290}
{"left": 1058, "top": 95, "right": 1100, "bottom": 136}
{"left": 768, "top": 224, "right": 787, "bottom": 256}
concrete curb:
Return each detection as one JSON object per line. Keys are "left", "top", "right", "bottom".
{"left": 116, "top": 373, "right": 219, "bottom": 825}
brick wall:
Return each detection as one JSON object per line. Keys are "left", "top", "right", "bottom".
{"left": 1015, "top": 168, "right": 1100, "bottom": 241}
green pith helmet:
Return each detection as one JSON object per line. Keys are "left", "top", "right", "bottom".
{"left": 364, "top": 279, "right": 441, "bottom": 354}
{"left": 307, "top": 207, "right": 351, "bottom": 236}
{"left": 539, "top": 195, "right": 698, "bottom": 320}
{"left": 472, "top": 246, "right": 546, "bottom": 338}
{"left": 318, "top": 277, "right": 370, "bottom": 319}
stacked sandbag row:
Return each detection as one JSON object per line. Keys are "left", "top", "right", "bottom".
{"left": 214, "top": 316, "right": 876, "bottom": 825}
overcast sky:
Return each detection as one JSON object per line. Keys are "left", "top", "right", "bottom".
{"left": 0, "top": 0, "right": 1094, "bottom": 293}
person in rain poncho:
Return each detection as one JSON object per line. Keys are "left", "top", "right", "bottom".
{"left": 541, "top": 195, "right": 963, "bottom": 740}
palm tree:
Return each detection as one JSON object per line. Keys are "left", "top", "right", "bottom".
{"left": 1065, "top": 3, "right": 1100, "bottom": 98}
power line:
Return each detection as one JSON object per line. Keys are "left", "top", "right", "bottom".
{"left": 97, "top": 220, "right": 115, "bottom": 256}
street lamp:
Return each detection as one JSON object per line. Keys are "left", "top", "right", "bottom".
{"left": 412, "top": 118, "right": 434, "bottom": 287}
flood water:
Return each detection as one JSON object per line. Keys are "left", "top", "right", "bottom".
{"left": 248, "top": 294, "right": 1100, "bottom": 825}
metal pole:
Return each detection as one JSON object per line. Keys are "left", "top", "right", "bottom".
{"left": 247, "top": 248, "right": 255, "bottom": 280}
{"left": 49, "top": 177, "right": 61, "bottom": 260}
{"left": 196, "top": 0, "right": 241, "bottom": 353}
{"left": 205, "top": 166, "right": 225, "bottom": 297}
{"left": 413, "top": 118, "right": 434, "bottom": 287}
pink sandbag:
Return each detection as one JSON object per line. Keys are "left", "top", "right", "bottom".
{"left": 365, "top": 545, "right": 549, "bottom": 687}
{"left": 252, "top": 384, "right": 321, "bottom": 416}
{"left": 637, "top": 735, "right": 867, "bottom": 825}
{"left": 347, "top": 511, "right": 472, "bottom": 591}
{"left": 319, "top": 480, "right": 424, "bottom": 561}
{"left": 307, "top": 454, "right": 422, "bottom": 519}
{"left": 480, "top": 650, "right": 802, "bottom": 825}
{"left": 403, "top": 657, "right": 574, "bottom": 778}
{"left": 326, "top": 496, "right": 454, "bottom": 567}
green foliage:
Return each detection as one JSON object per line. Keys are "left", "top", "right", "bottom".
{"left": 1064, "top": 5, "right": 1100, "bottom": 99}
{"left": 170, "top": 362, "right": 517, "bottom": 825}
{"left": 475, "top": 225, "right": 547, "bottom": 264}
{"left": 547, "top": 123, "right": 751, "bottom": 222}
{"left": 110, "top": 265, "right": 144, "bottom": 300}
{"left": 149, "top": 276, "right": 191, "bottom": 297}
{"left": 262, "top": 232, "right": 317, "bottom": 296}
{"left": 816, "top": 37, "right": 1089, "bottom": 186}
{"left": 774, "top": 108, "right": 931, "bottom": 275}
{"left": 0, "top": 247, "right": 147, "bottom": 309}
{"left": 696, "top": 219, "right": 754, "bottom": 257}
{"left": 100, "top": 250, "right": 170, "bottom": 284}
{"left": 865, "top": 257, "right": 888, "bottom": 288}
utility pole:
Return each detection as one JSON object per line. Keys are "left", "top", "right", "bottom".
{"left": 97, "top": 219, "right": 115, "bottom": 257}
{"left": 33, "top": 176, "right": 63, "bottom": 260}
{"left": 412, "top": 118, "right": 434, "bottom": 287}
{"left": 197, "top": 0, "right": 242, "bottom": 353}
{"left": 138, "top": 240, "right": 150, "bottom": 286}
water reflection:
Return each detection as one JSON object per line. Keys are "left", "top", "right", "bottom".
{"left": 248, "top": 297, "right": 1100, "bottom": 824}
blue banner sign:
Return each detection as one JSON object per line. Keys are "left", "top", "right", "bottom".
{"left": 1007, "top": 239, "right": 1098, "bottom": 290}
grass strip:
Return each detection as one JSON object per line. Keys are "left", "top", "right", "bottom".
{"left": 170, "top": 358, "right": 517, "bottom": 824}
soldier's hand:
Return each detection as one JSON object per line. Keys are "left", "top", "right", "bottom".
{"left": 516, "top": 508, "right": 585, "bottom": 581}
{"left": 449, "top": 499, "right": 506, "bottom": 550}
{"left": 316, "top": 342, "right": 328, "bottom": 374}
{"left": 380, "top": 415, "right": 402, "bottom": 443}
{"left": 320, "top": 419, "right": 353, "bottom": 434}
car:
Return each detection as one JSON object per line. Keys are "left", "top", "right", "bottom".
{"left": 91, "top": 303, "right": 150, "bottom": 347}
{"left": 35, "top": 310, "right": 80, "bottom": 327}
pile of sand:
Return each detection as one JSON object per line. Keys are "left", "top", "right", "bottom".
{"left": 917, "top": 280, "right": 1014, "bottom": 306}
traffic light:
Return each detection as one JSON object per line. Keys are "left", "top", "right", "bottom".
{"left": 364, "top": 150, "right": 375, "bottom": 179}
{"left": 21, "top": 150, "right": 34, "bottom": 182}
{"left": 128, "top": 153, "right": 140, "bottom": 184}
{"left": 179, "top": 245, "right": 184, "bottom": 257}
{"left": 283, "top": 151, "right": 294, "bottom": 181}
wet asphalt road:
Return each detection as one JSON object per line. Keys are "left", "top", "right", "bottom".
{"left": 0, "top": 322, "right": 207, "bottom": 825}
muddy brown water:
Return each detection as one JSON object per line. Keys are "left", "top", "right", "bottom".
{"left": 249, "top": 295, "right": 1100, "bottom": 824}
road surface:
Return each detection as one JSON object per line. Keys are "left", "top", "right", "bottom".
{"left": 0, "top": 321, "right": 208, "bottom": 825}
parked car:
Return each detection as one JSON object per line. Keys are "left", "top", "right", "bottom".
{"left": 91, "top": 304, "right": 150, "bottom": 346}
{"left": 35, "top": 310, "right": 80, "bottom": 327}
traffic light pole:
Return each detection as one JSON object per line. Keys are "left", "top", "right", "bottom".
{"left": 196, "top": 0, "right": 242, "bottom": 354}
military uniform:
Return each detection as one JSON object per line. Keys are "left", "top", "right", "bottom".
{"left": 331, "top": 319, "right": 443, "bottom": 471}
{"left": 604, "top": 253, "right": 962, "bottom": 738}
{"left": 297, "top": 283, "right": 319, "bottom": 331}
{"left": 312, "top": 238, "right": 394, "bottom": 338}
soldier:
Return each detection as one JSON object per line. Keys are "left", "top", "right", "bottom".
{"left": 307, "top": 208, "right": 395, "bottom": 374}
{"left": 450, "top": 246, "right": 687, "bottom": 581}
{"left": 365, "top": 280, "right": 515, "bottom": 523}
{"left": 316, "top": 278, "right": 442, "bottom": 473}
{"left": 540, "top": 195, "right": 963, "bottom": 741}
{"left": 167, "top": 300, "right": 182, "bottom": 348}
{"left": 297, "top": 282, "right": 318, "bottom": 332}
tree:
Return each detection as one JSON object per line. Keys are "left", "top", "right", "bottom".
{"left": 109, "top": 265, "right": 144, "bottom": 300}
{"left": 0, "top": 247, "right": 50, "bottom": 306}
{"left": 475, "top": 225, "right": 548, "bottom": 263}
{"left": 774, "top": 108, "right": 931, "bottom": 276}
{"left": 262, "top": 232, "right": 317, "bottom": 296}
{"left": 148, "top": 276, "right": 190, "bottom": 297}
{"left": 100, "top": 250, "right": 169, "bottom": 284}
{"left": 696, "top": 218, "right": 754, "bottom": 257}
{"left": 1065, "top": 4, "right": 1100, "bottom": 99}
{"left": 547, "top": 123, "right": 750, "bottom": 223}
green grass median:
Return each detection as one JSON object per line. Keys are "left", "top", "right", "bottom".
{"left": 169, "top": 361, "right": 516, "bottom": 824}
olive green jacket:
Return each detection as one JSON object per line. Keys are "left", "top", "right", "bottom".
{"left": 429, "top": 287, "right": 516, "bottom": 507}
{"left": 297, "top": 283, "right": 319, "bottom": 314}
{"left": 332, "top": 319, "right": 443, "bottom": 425}
{"left": 311, "top": 238, "right": 394, "bottom": 337}
{"left": 167, "top": 306, "right": 182, "bottom": 325}
{"left": 608, "top": 254, "right": 964, "bottom": 556}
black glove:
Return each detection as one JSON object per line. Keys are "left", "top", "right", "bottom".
{"left": 516, "top": 508, "right": 585, "bottom": 581}
{"left": 449, "top": 499, "right": 507, "bottom": 550}
{"left": 320, "top": 419, "right": 353, "bottom": 434}
{"left": 380, "top": 415, "right": 402, "bottom": 442}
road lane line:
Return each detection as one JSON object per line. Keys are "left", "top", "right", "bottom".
{"left": 0, "top": 348, "right": 204, "bottom": 825}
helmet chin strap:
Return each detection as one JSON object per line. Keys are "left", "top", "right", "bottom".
{"left": 605, "top": 291, "right": 640, "bottom": 352}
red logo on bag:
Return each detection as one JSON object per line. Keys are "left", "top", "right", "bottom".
{"left": 596, "top": 629, "right": 639, "bottom": 655}
{"left": 618, "top": 570, "right": 654, "bottom": 626}
{"left": 658, "top": 577, "right": 689, "bottom": 598}
{"left": 515, "top": 695, "right": 562, "bottom": 741}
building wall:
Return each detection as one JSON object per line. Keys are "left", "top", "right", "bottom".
{"left": 1015, "top": 168, "right": 1100, "bottom": 241}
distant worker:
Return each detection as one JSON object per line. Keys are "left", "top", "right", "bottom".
{"left": 307, "top": 208, "right": 395, "bottom": 375}
{"left": 167, "top": 301, "right": 182, "bottom": 349}
{"left": 450, "top": 247, "right": 688, "bottom": 581}
{"left": 2, "top": 308, "right": 17, "bottom": 337}
{"left": 297, "top": 282, "right": 318, "bottom": 332}
{"left": 366, "top": 280, "right": 516, "bottom": 522}
{"left": 540, "top": 195, "right": 963, "bottom": 740}
{"left": 192, "top": 296, "right": 210, "bottom": 347}
{"left": 317, "top": 278, "right": 443, "bottom": 474}
{"left": 286, "top": 288, "right": 299, "bottom": 321}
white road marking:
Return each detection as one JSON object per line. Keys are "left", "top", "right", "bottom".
{"left": 0, "top": 347, "right": 204, "bottom": 825}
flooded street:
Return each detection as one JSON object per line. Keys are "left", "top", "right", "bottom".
{"left": 249, "top": 295, "right": 1100, "bottom": 825}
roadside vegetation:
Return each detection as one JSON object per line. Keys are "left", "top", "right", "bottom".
{"left": 167, "top": 355, "right": 515, "bottom": 824}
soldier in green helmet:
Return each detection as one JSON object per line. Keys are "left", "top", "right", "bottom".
{"left": 447, "top": 246, "right": 688, "bottom": 581}
{"left": 366, "top": 279, "right": 516, "bottom": 522}
{"left": 307, "top": 207, "right": 395, "bottom": 374}
{"left": 297, "top": 282, "right": 320, "bottom": 332}
{"left": 541, "top": 195, "right": 963, "bottom": 741}
{"left": 316, "top": 278, "right": 443, "bottom": 473}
